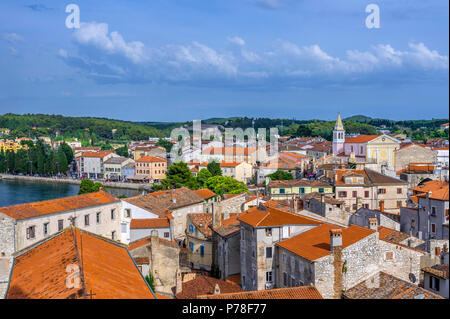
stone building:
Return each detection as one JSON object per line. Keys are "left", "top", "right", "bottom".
{"left": 422, "top": 264, "right": 449, "bottom": 299}
{"left": 276, "top": 224, "right": 379, "bottom": 299}
{"left": 211, "top": 215, "right": 241, "bottom": 281}
{"left": 394, "top": 144, "right": 437, "bottom": 175}
{"left": 128, "top": 231, "right": 180, "bottom": 297}
{"left": 194, "top": 188, "right": 218, "bottom": 214}
{"left": 350, "top": 207, "right": 401, "bottom": 231}
{"left": 334, "top": 168, "right": 408, "bottom": 213}
{"left": 121, "top": 187, "right": 205, "bottom": 246}
{"left": 186, "top": 213, "right": 214, "bottom": 271}
{"left": 301, "top": 193, "right": 349, "bottom": 225}
{"left": 400, "top": 184, "right": 449, "bottom": 246}
{"left": 129, "top": 218, "right": 172, "bottom": 242}
{"left": 268, "top": 179, "right": 333, "bottom": 200}
{"left": 238, "top": 204, "right": 322, "bottom": 291}
{"left": 173, "top": 274, "right": 242, "bottom": 299}
{"left": 0, "top": 191, "right": 122, "bottom": 298}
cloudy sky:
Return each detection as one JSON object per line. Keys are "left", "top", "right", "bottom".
{"left": 0, "top": 0, "right": 448, "bottom": 122}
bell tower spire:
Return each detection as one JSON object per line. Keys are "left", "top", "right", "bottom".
{"left": 333, "top": 113, "right": 345, "bottom": 156}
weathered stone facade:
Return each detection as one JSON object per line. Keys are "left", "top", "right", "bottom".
{"left": 394, "top": 145, "right": 437, "bottom": 174}
{"left": 0, "top": 214, "right": 15, "bottom": 299}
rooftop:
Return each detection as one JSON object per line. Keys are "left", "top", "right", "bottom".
{"left": 198, "top": 286, "right": 323, "bottom": 299}
{"left": 238, "top": 204, "right": 322, "bottom": 228}
{"left": 343, "top": 272, "right": 444, "bottom": 299}
{"left": 128, "top": 235, "right": 179, "bottom": 251}
{"left": 345, "top": 135, "right": 381, "bottom": 143}
{"left": 277, "top": 224, "right": 375, "bottom": 261}
{"left": 422, "top": 264, "right": 449, "bottom": 280}
{"left": 269, "top": 179, "right": 331, "bottom": 188}
{"left": 334, "top": 168, "right": 407, "bottom": 186}
{"left": 0, "top": 191, "right": 119, "bottom": 220}
{"left": 174, "top": 275, "right": 243, "bottom": 299}
{"left": 194, "top": 188, "right": 217, "bottom": 200}
{"left": 136, "top": 156, "right": 166, "bottom": 163}
{"left": 130, "top": 218, "right": 170, "bottom": 229}
{"left": 6, "top": 228, "right": 156, "bottom": 299}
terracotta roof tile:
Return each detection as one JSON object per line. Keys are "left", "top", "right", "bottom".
{"left": 81, "top": 151, "right": 114, "bottom": 158}
{"left": 270, "top": 179, "right": 331, "bottom": 188}
{"left": 174, "top": 275, "right": 243, "bottom": 299}
{"left": 277, "top": 224, "right": 375, "bottom": 261}
{"left": 0, "top": 191, "right": 119, "bottom": 220}
{"left": 130, "top": 218, "right": 170, "bottom": 229}
{"left": 6, "top": 228, "right": 155, "bottom": 299}
{"left": 422, "top": 264, "right": 449, "bottom": 280}
{"left": 136, "top": 156, "right": 166, "bottom": 163}
{"left": 345, "top": 135, "right": 381, "bottom": 143}
{"left": 238, "top": 204, "right": 322, "bottom": 228}
{"left": 194, "top": 188, "right": 217, "bottom": 200}
{"left": 343, "top": 272, "right": 444, "bottom": 299}
{"left": 128, "top": 235, "right": 179, "bottom": 251}
{"left": 198, "top": 286, "right": 323, "bottom": 299}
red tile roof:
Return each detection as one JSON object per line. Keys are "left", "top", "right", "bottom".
{"left": 81, "top": 151, "right": 114, "bottom": 158}
{"left": 238, "top": 204, "right": 322, "bottom": 228}
{"left": 198, "top": 286, "right": 323, "bottom": 299}
{"left": 6, "top": 228, "right": 156, "bottom": 299}
{"left": 128, "top": 235, "right": 179, "bottom": 251}
{"left": 174, "top": 275, "right": 243, "bottom": 299}
{"left": 277, "top": 224, "right": 375, "bottom": 261}
{"left": 130, "top": 218, "right": 170, "bottom": 229}
{"left": 194, "top": 188, "right": 217, "bottom": 200}
{"left": 345, "top": 135, "right": 381, "bottom": 143}
{"left": 0, "top": 191, "right": 119, "bottom": 220}
{"left": 136, "top": 156, "right": 166, "bottom": 162}
{"left": 416, "top": 185, "right": 449, "bottom": 201}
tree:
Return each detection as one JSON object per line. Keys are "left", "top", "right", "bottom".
{"left": 161, "top": 161, "right": 199, "bottom": 189}
{"left": 156, "top": 139, "right": 173, "bottom": 153}
{"left": 267, "top": 170, "right": 293, "bottom": 181}
{"left": 78, "top": 179, "right": 104, "bottom": 194}
{"left": 57, "top": 148, "right": 69, "bottom": 174}
{"left": 14, "top": 149, "right": 30, "bottom": 174}
{"left": 207, "top": 161, "right": 222, "bottom": 176}
{"left": 60, "top": 142, "right": 74, "bottom": 163}
{"left": 204, "top": 176, "right": 248, "bottom": 196}
{"left": 145, "top": 274, "right": 155, "bottom": 291}
{"left": 197, "top": 168, "right": 212, "bottom": 187}
{"left": 296, "top": 124, "right": 312, "bottom": 137}
{"left": 115, "top": 145, "right": 129, "bottom": 157}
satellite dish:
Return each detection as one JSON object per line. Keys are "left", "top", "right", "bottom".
{"left": 409, "top": 273, "right": 416, "bottom": 283}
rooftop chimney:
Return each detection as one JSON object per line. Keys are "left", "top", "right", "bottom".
{"left": 329, "top": 229, "right": 343, "bottom": 253}
{"left": 175, "top": 269, "right": 182, "bottom": 295}
{"left": 379, "top": 200, "right": 385, "bottom": 212}
{"left": 368, "top": 217, "right": 378, "bottom": 231}
{"left": 213, "top": 283, "right": 221, "bottom": 295}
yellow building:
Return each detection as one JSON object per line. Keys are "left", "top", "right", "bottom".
{"left": 0, "top": 140, "right": 29, "bottom": 153}
{"left": 269, "top": 179, "right": 333, "bottom": 200}
{"left": 186, "top": 213, "right": 214, "bottom": 271}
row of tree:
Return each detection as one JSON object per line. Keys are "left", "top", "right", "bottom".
{"left": 0, "top": 140, "right": 73, "bottom": 176}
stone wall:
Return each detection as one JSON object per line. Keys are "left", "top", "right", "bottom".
{"left": 0, "top": 214, "right": 15, "bottom": 299}
{"left": 394, "top": 145, "right": 437, "bottom": 173}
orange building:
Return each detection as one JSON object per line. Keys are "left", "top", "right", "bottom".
{"left": 135, "top": 156, "right": 167, "bottom": 182}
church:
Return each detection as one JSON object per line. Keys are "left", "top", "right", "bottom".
{"left": 332, "top": 114, "right": 400, "bottom": 174}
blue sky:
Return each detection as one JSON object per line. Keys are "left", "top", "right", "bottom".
{"left": 0, "top": 0, "right": 448, "bottom": 122}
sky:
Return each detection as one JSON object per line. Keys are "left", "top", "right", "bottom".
{"left": 0, "top": 0, "right": 448, "bottom": 122}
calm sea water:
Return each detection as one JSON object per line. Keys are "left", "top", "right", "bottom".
{"left": 0, "top": 179, "right": 141, "bottom": 207}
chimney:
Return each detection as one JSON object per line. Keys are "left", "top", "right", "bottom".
{"left": 368, "top": 217, "right": 378, "bottom": 231}
{"left": 213, "top": 283, "right": 221, "bottom": 295}
{"left": 212, "top": 202, "right": 222, "bottom": 229}
{"left": 379, "top": 200, "right": 385, "bottom": 212}
{"left": 329, "top": 229, "right": 343, "bottom": 253}
{"left": 293, "top": 196, "right": 299, "bottom": 213}
{"left": 330, "top": 229, "right": 343, "bottom": 299}
{"left": 175, "top": 269, "right": 182, "bottom": 295}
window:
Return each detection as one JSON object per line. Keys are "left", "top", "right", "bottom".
{"left": 164, "top": 232, "right": 170, "bottom": 238}
{"left": 121, "top": 223, "right": 127, "bottom": 233}
{"left": 397, "top": 201, "right": 402, "bottom": 208}
{"left": 338, "top": 191, "right": 347, "bottom": 198}
{"left": 111, "top": 231, "right": 116, "bottom": 240}
{"left": 125, "top": 209, "right": 131, "bottom": 218}
{"left": 84, "top": 215, "right": 90, "bottom": 226}
{"left": 279, "top": 188, "right": 285, "bottom": 194}
{"left": 397, "top": 188, "right": 402, "bottom": 194}
{"left": 58, "top": 219, "right": 64, "bottom": 231}
{"left": 360, "top": 146, "right": 364, "bottom": 154}
{"left": 431, "top": 223, "right": 436, "bottom": 233}
{"left": 378, "top": 188, "right": 386, "bottom": 194}
{"left": 385, "top": 252, "right": 393, "bottom": 260}
{"left": 200, "top": 245, "right": 204, "bottom": 257}
{"left": 431, "top": 207, "right": 436, "bottom": 217}
{"left": 111, "top": 209, "right": 116, "bottom": 220}
{"left": 189, "top": 242, "right": 194, "bottom": 251}
{"left": 265, "top": 228, "right": 272, "bottom": 236}
{"left": 300, "top": 188, "right": 305, "bottom": 194}
{"left": 411, "top": 218, "right": 416, "bottom": 229}
{"left": 364, "top": 191, "right": 370, "bottom": 198}
{"left": 282, "top": 253, "right": 287, "bottom": 263}
{"left": 266, "top": 247, "right": 273, "bottom": 258}
{"left": 188, "top": 224, "right": 194, "bottom": 233}
{"left": 70, "top": 217, "right": 76, "bottom": 227}
{"left": 43, "top": 223, "right": 49, "bottom": 236}
{"left": 430, "top": 276, "right": 440, "bottom": 291}
{"left": 26, "top": 226, "right": 36, "bottom": 239}
{"left": 352, "top": 191, "right": 357, "bottom": 198}
{"left": 318, "top": 188, "right": 324, "bottom": 193}
{"left": 352, "top": 204, "right": 357, "bottom": 210}
{"left": 283, "top": 272, "right": 288, "bottom": 286}
{"left": 96, "top": 212, "right": 101, "bottom": 224}
{"left": 266, "top": 271, "right": 273, "bottom": 283}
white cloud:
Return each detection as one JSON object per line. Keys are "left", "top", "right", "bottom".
{"left": 1, "top": 33, "right": 24, "bottom": 44}
{"left": 62, "top": 21, "right": 449, "bottom": 87}
{"left": 73, "top": 22, "right": 147, "bottom": 64}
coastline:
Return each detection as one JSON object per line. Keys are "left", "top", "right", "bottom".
{"left": 0, "top": 174, "right": 152, "bottom": 191}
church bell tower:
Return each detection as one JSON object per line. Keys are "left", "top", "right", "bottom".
{"left": 332, "top": 113, "right": 345, "bottom": 156}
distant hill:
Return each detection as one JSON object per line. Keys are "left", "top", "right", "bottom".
{"left": 344, "top": 115, "right": 373, "bottom": 123}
